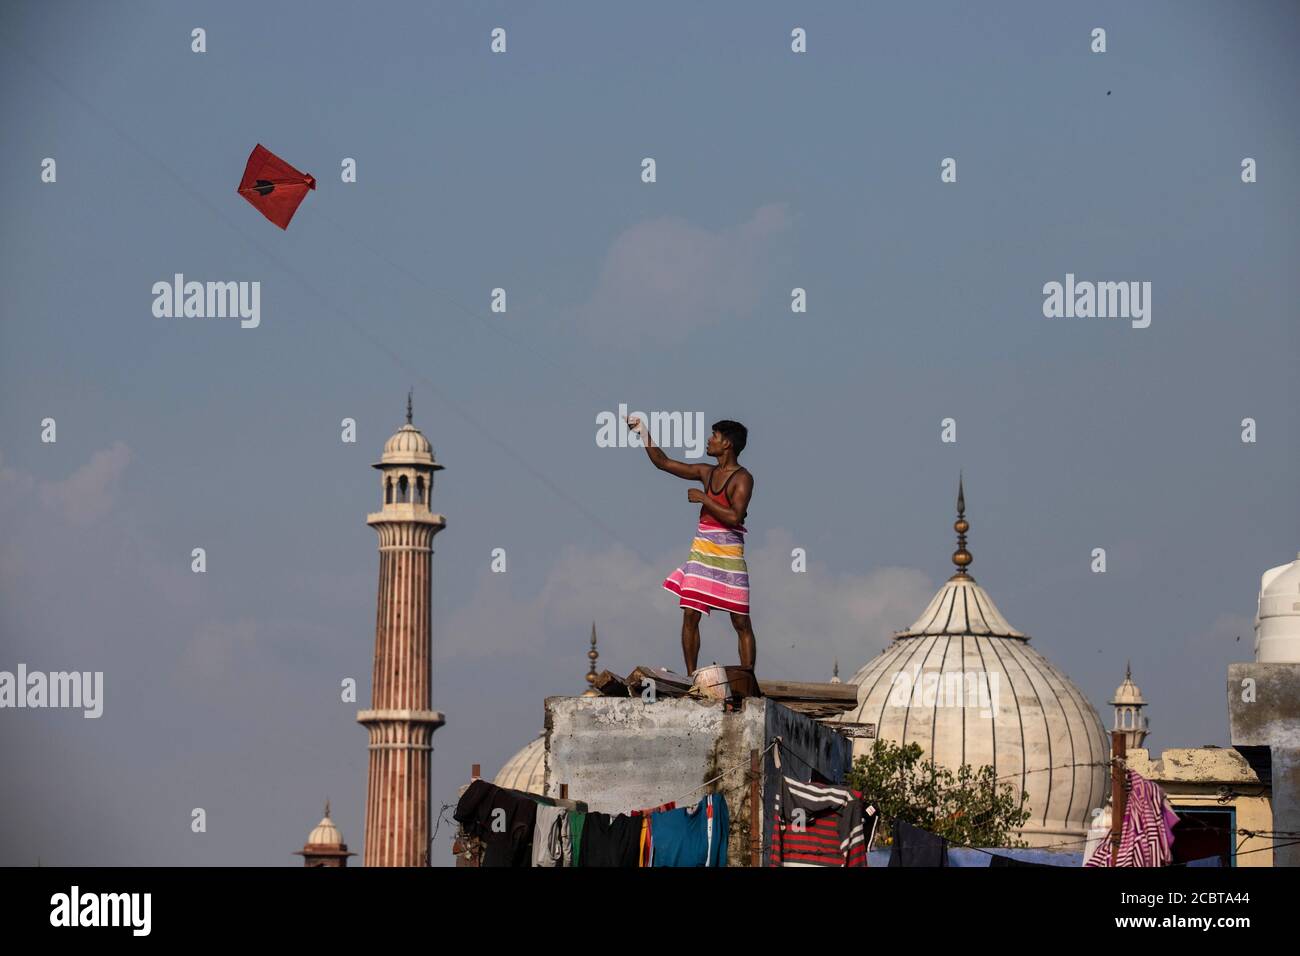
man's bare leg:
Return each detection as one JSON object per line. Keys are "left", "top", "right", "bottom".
{"left": 682, "top": 609, "right": 702, "bottom": 674}
{"left": 730, "top": 612, "right": 757, "bottom": 670}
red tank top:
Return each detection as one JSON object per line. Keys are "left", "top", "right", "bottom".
{"left": 702, "top": 467, "right": 747, "bottom": 531}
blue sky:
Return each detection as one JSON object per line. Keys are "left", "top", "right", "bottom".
{"left": 1, "top": 0, "right": 1296, "bottom": 865}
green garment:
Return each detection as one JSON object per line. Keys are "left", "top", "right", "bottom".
{"left": 568, "top": 811, "right": 586, "bottom": 867}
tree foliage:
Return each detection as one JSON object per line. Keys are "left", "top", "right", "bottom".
{"left": 846, "top": 739, "right": 1031, "bottom": 848}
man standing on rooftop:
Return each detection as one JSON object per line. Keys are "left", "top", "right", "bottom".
{"left": 626, "top": 415, "right": 756, "bottom": 676}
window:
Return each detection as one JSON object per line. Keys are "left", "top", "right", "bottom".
{"left": 416, "top": 475, "right": 426, "bottom": 504}
{"left": 398, "top": 475, "right": 410, "bottom": 503}
{"left": 385, "top": 477, "right": 393, "bottom": 504}
{"left": 1170, "top": 806, "right": 1235, "bottom": 866}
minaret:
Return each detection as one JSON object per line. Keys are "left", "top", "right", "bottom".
{"left": 295, "top": 800, "right": 356, "bottom": 867}
{"left": 358, "top": 394, "right": 446, "bottom": 866}
{"left": 1110, "top": 661, "right": 1150, "bottom": 751}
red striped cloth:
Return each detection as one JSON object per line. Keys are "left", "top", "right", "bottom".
{"left": 770, "top": 776, "right": 876, "bottom": 867}
{"left": 1085, "top": 770, "right": 1179, "bottom": 867}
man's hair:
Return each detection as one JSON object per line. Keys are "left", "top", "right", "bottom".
{"left": 712, "top": 419, "right": 748, "bottom": 456}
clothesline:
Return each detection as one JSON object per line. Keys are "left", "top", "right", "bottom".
{"left": 668, "top": 739, "right": 777, "bottom": 807}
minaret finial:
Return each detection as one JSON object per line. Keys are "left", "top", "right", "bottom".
{"left": 324, "top": 798, "right": 331, "bottom": 820}
{"left": 1126, "top": 660, "right": 1131, "bottom": 680}
{"left": 951, "top": 473, "right": 972, "bottom": 578}
{"left": 582, "top": 622, "right": 601, "bottom": 696}
{"left": 406, "top": 389, "right": 413, "bottom": 425}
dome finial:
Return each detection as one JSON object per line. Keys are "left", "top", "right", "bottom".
{"left": 406, "top": 389, "right": 413, "bottom": 425}
{"left": 951, "top": 473, "right": 972, "bottom": 578}
{"left": 582, "top": 622, "right": 601, "bottom": 696}
{"left": 324, "top": 798, "right": 330, "bottom": 820}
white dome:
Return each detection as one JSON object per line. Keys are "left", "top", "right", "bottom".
{"left": 375, "top": 423, "right": 439, "bottom": 468}
{"left": 494, "top": 734, "right": 545, "bottom": 795}
{"left": 1110, "top": 666, "right": 1145, "bottom": 707}
{"left": 306, "top": 814, "right": 344, "bottom": 847}
{"left": 1256, "top": 552, "right": 1300, "bottom": 663}
{"left": 841, "top": 573, "right": 1108, "bottom": 845}
{"left": 839, "top": 475, "right": 1108, "bottom": 847}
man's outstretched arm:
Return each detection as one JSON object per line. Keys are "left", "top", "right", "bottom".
{"left": 625, "top": 416, "right": 709, "bottom": 481}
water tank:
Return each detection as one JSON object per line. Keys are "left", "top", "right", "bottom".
{"left": 1256, "top": 553, "right": 1300, "bottom": 663}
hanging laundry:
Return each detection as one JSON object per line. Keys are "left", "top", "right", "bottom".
{"left": 770, "top": 776, "right": 875, "bottom": 867}
{"left": 579, "top": 812, "right": 642, "bottom": 867}
{"left": 1081, "top": 806, "right": 1111, "bottom": 866}
{"left": 638, "top": 816, "right": 652, "bottom": 866}
{"left": 651, "top": 794, "right": 731, "bottom": 867}
{"left": 631, "top": 800, "right": 677, "bottom": 867}
{"left": 453, "top": 779, "right": 538, "bottom": 867}
{"left": 568, "top": 811, "right": 586, "bottom": 867}
{"left": 1085, "top": 770, "right": 1179, "bottom": 867}
{"left": 532, "top": 804, "right": 571, "bottom": 868}
{"left": 887, "top": 820, "right": 949, "bottom": 867}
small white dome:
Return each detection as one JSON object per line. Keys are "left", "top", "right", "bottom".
{"left": 375, "top": 423, "right": 439, "bottom": 468}
{"left": 1256, "top": 553, "right": 1300, "bottom": 663}
{"left": 1110, "top": 664, "right": 1146, "bottom": 706}
{"left": 307, "top": 814, "right": 344, "bottom": 847}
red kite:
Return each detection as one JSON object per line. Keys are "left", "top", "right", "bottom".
{"left": 237, "top": 144, "right": 316, "bottom": 229}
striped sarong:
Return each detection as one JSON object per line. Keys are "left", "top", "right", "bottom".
{"left": 663, "top": 516, "right": 749, "bottom": 615}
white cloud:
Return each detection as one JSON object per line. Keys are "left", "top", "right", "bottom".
{"left": 37, "top": 441, "right": 130, "bottom": 525}
{"left": 575, "top": 203, "right": 790, "bottom": 346}
{"left": 437, "top": 528, "right": 934, "bottom": 683}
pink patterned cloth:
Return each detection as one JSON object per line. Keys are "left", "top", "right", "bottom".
{"left": 1085, "top": 770, "right": 1179, "bottom": 867}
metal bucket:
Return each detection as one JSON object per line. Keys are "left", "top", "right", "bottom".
{"left": 692, "top": 664, "right": 731, "bottom": 701}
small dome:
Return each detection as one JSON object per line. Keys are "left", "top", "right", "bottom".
{"left": 374, "top": 423, "right": 440, "bottom": 468}
{"left": 495, "top": 734, "right": 545, "bottom": 795}
{"left": 307, "top": 814, "right": 344, "bottom": 847}
{"left": 1256, "top": 552, "right": 1300, "bottom": 663}
{"left": 1110, "top": 664, "right": 1145, "bottom": 706}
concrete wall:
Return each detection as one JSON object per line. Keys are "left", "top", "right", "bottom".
{"left": 544, "top": 695, "right": 852, "bottom": 866}
{"left": 1228, "top": 663, "right": 1300, "bottom": 866}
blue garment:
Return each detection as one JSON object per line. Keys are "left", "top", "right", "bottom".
{"left": 651, "top": 794, "right": 730, "bottom": 867}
